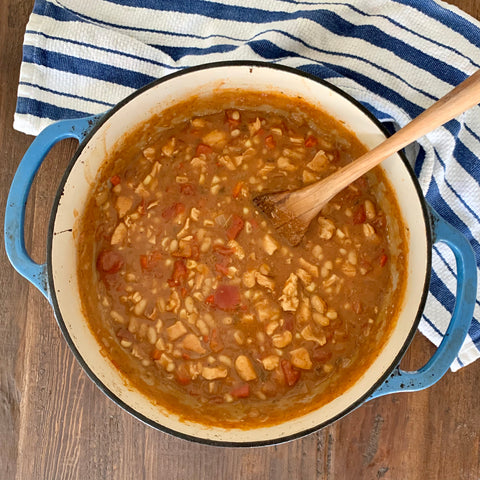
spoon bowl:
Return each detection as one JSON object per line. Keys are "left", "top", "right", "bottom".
{"left": 254, "top": 69, "right": 480, "bottom": 245}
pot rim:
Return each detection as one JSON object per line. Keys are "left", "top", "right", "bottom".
{"left": 46, "top": 60, "right": 432, "bottom": 447}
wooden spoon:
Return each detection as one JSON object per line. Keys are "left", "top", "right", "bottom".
{"left": 253, "top": 69, "right": 480, "bottom": 246}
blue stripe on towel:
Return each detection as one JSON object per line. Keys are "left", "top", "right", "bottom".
{"left": 26, "top": 30, "right": 180, "bottom": 71}
{"left": 160, "top": 44, "right": 237, "bottom": 61}
{"left": 433, "top": 148, "right": 480, "bottom": 224}
{"left": 19, "top": 81, "right": 115, "bottom": 108}
{"left": 429, "top": 269, "right": 456, "bottom": 315}
{"left": 423, "top": 312, "right": 446, "bottom": 338}
{"left": 452, "top": 139, "right": 480, "bottom": 189}
{"left": 23, "top": 45, "right": 156, "bottom": 89}
{"left": 414, "top": 145, "right": 427, "bottom": 178}
{"left": 16, "top": 97, "right": 88, "bottom": 120}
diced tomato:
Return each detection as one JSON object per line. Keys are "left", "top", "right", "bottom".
{"left": 215, "top": 258, "right": 231, "bottom": 276}
{"left": 380, "top": 253, "right": 388, "bottom": 267}
{"left": 311, "top": 347, "right": 332, "bottom": 363}
{"left": 232, "top": 181, "right": 244, "bottom": 199}
{"left": 176, "top": 364, "right": 191, "bottom": 385}
{"left": 248, "top": 217, "right": 259, "bottom": 230}
{"left": 148, "top": 251, "right": 163, "bottom": 267}
{"left": 215, "top": 262, "right": 230, "bottom": 277}
{"left": 168, "top": 259, "right": 188, "bottom": 287}
{"left": 172, "top": 240, "right": 199, "bottom": 260}
{"left": 265, "top": 135, "right": 276, "bottom": 150}
{"left": 116, "top": 328, "right": 134, "bottom": 341}
{"left": 176, "top": 203, "right": 186, "bottom": 215}
{"left": 96, "top": 250, "right": 124, "bottom": 274}
{"left": 226, "top": 214, "right": 244, "bottom": 240}
{"left": 162, "top": 202, "right": 185, "bottom": 221}
{"left": 140, "top": 255, "right": 148, "bottom": 270}
{"left": 281, "top": 359, "right": 301, "bottom": 387}
{"left": 213, "top": 244, "right": 235, "bottom": 255}
{"left": 230, "top": 384, "right": 250, "bottom": 399}
{"left": 205, "top": 294, "right": 215, "bottom": 305}
{"left": 138, "top": 198, "right": 147, "bottom": 215}
{"left": 304, "top": 135, "right": 318, "bottom": 148}
{"left": 192, "top": 243, "right": 201, "bottom": 261}
{"left": 110, "top": 174, "right": 121, "bottom": 186}
{"left": 176, "top": 374, "right": 191, "bottom": 386}
{"left": 140, "top": 251, "right": 163, "bottom": 271}
{"left": 161, "top": 203, "right": 176, "bottom": 221}
{"left": 196, "top": 143, "right": 213, "bottom": 156}
{"left": 213, "top": 284, "right": 240, "bottom": 311}
{"left": 151, "top": 348, "right": 162, "bottom": 360}
{"left": 352, "top": 204, "right": 366, "bottom": 224}
{"left": 210, "top": 328, "right": 224, "bottom": 352}
{"left": 283, "top": 313, "right": 295, "bottom": 332}
{"left": 225, "top": 110, "right": 240, "bottom": 127}
{"left": 180, "top": 183, "right": 196, "bottom": 195}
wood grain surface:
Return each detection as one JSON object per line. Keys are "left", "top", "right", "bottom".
{"left": 1, "top": 1, "right": 479, "bottom": 479}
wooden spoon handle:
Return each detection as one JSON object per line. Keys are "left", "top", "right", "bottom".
{"left": 300, "top": 69, "right": 480, "bottom": 211}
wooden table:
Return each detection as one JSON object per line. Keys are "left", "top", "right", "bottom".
{"left": 2, "top": 1, "right": 479, "bottom": 478}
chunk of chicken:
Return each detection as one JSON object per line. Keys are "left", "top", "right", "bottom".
{"left": 242, "top": 269, "right": 256, "bottom": 288}
{"left": 261, "top": 355, "right": 280, "bottom": 371}
{"left": 317, "top": 217, "right": 336, "bottom": 240}
{"left": 255, "top": 299, "right": 281, "bottom": 322}
{"left": 255, "top": 272, "right": 275, "bottom": 291}
{"left": 202, "top": 129, "right": 227, "bottom": 147}
{"left": 262, "top": 234, "right": 279, "bottom": 256}
{"left": 301, "top": 325, "right": 327, "bottom": 346}
{"left": 201, "top": 366, "right": 228, "bottom": 380}
{"left": 180, "top": 333, "right": 206, "bottom": 354}
{"left": 111, "top": 222, "right": 127, "bottom": 245}
{"left": 290, "top": 347, "right": 313, "bottom": 370}
{"left": 306, "top": 150, "right": 328, "bottom": 172}
{"left": 166, "top": 320, "right": 187, "bottom": 341}
{"left": 115, "top": 196, "right": 133, "bottom": 218}
{"left": 279, "top": 273, "right": 299, "bottom": 312}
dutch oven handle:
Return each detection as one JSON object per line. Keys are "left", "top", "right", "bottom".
{"left": 4, "top": 116, "right": 100, "bottom": 302}
{"left": 369, "top": 205, "right": 477, "bottom": 399}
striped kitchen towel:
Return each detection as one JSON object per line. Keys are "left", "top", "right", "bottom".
{"left": 14, "top": 0, "right": 480, "bottom": 370}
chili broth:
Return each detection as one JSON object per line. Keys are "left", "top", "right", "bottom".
{"left": 76, "top": 91, "right": 407, "bottom": 427}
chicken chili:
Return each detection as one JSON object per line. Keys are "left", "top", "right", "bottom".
{"left": 77, "top": 91, "right": 407, "bottom": 427}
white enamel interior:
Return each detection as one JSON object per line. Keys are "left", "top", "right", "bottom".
{"left": 50, "top": 64, "right": 429, "bottom": 444}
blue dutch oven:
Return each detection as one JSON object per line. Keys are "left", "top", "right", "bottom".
{"left": 4, "top": 62, "right": 477, "bottom": 446}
